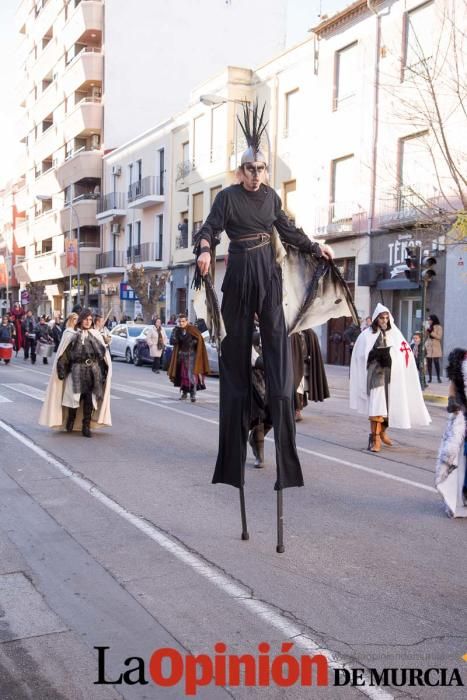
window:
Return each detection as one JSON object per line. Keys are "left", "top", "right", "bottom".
{"left": 155, "top": 214, "right": 163, "bottom": 261}
{"left": 210, "top": 185, "right": 222, "bottom": 206}
{"left": 79, "top": 226, "right": 100, "bottom": 247}
{"left": 399, "top": 131, "right": 433, "bottom": 205}
{"left": 331, "top": 155, "right": 354, "bottom": 221}
{"left": 158, "top": 148, "right": 164, "bottom": 195}
{"left": 182, "top": 141, "right": 189, "bottom": 164}
{"left": 333, "top": 42, "right": 358, "bottom": 110}
{"left": 284, "top": 89, "right": 299, "bottom": 137}
{"left": 283, "top": 180, "right": 297, "bottom": 221}
{"left": 177, "top": 211, "right": 189, "bottom": 249}
{"left": 404, "top": 1, "right": 434, "bottom": 73}
{"left": 192, "top": 192, "right": 204, "bottom": 239}
{"left": 210, "top": 104, "right": 226, "bottom": 162}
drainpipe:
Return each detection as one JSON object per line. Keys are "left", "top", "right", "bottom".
{"left": 367, "top": 0, "right": 381, "bottom": 236}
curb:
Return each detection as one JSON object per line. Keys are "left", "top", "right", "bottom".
{"left": 423, "top": 393, "right": 448, "bottom": 406}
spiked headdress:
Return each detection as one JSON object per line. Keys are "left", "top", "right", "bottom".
{"left": 237, "top": 100, "right": 268, "bottom": 166}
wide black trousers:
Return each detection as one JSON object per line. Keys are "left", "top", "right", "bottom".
{"left": 212, "top": 240, "right": 304, "bottom": 491}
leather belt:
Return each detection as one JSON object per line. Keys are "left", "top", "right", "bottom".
{"left": 235, "top": 232, "right": 271, "bottom": 243}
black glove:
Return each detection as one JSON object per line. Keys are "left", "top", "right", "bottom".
{"left": 254, "top": 355, "right": 264, "bottom": 371}
{"left": 57, "top": 364, "right": 66, "bottom": 381}
{"left": 447, "top": 396, "right": 461, "bottom": 413}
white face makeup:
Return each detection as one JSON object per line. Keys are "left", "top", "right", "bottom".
{"left": 241, "top": 161, "right": 267, "bottom": 192}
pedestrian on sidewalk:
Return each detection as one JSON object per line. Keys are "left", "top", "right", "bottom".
{"left": 168, "top": 314, "right": 209, "bottom": 402}
{"left": 146, "top": 317, "right": 167, "bottom": 373}
{"left": 425, "top": 314, "right": 443, "bottom": 383}
{"left": 435, "top": 348, "right": 467, "bottom": 517}
{"left": 39, "top": 309, "right": 112, "bottom": 437}
{"left": 349, "top": 303, "right": 430, "bottom": 452}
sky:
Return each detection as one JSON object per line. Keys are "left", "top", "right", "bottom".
{"left": 0, "top": 0, "right": 349, "bottom": 189}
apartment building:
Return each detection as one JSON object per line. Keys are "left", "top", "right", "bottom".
{"left": 13, "top": 0, "right": 103, "bottom": 315}
{"left": 0, "top": 181, "right": 25, "bottom": 311}
{"left": 96, "top": 120, "right": 171, "bottom": 320}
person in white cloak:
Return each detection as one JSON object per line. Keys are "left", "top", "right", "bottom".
{"left": 349, "top": 303, "right": 431, "bottom": 452}
{"left": 39, "top": 309, "right": 112, "bottom": 437}
{"left": 435, "top": 348, "right": 467, "bottom": 517}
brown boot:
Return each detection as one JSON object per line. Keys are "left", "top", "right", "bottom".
{"left": 380, "top": 420, "right": 392, "bottom": 446}
{"left": 368, "top": 416, "right": 383, "bottom": 452}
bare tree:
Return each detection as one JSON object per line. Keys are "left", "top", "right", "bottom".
{"left": 379, "top": 0, "right": 466, "bottom": 244}
{"left": 25, "top": 282, "right": 46, "bottom": 316}
{"left": 126, "top": 265, "right": 168, "bottom": 321}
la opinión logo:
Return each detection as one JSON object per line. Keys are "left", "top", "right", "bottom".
{"left": 95, "top": 644, "right": 465, "bottom": 695}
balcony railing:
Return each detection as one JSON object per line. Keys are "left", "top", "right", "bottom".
{"left": 376, "top": 184, "right": 444, "bottom": 229}
{"left": 315, "top": 202, "right": 366, "bottom": 237}
{"left": 127, "top": 175, "right": 164, "bottom": 202}
{"left": 96, "top": 250, "right": 125, "bottom": 269}
{"left": 97, "top": 192, "right": 126, "bottom": 214}
{"left": 64, "top": 144, "right": 100, "bottom": 161}
{"left": 65, "top": 45, "right": 102, "bottom": 67}
{"left": 126, "top": 241, "right": 162, "bottom": 264}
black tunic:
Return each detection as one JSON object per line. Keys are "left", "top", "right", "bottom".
{"left": 195, "top": 184, "right": 322, "bottom": 256}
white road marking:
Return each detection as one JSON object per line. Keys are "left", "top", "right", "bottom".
{"left": 0, "top": 394, "right": 12, "bottom": 403}
{"left": 138, "top": 399, "right": 437, "bottom": 494}
{"left": 2, "top": 383, "right": 45, "bottom": 401}
{"left": 0, "top": 418, "right": 392, "bottom": 700}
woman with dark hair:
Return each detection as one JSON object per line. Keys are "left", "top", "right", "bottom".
{"left": 425, "top": 313, "right": 443, "bottom": 383}
{"left": 435, "top": 348, "right": 467, "bottom": 516}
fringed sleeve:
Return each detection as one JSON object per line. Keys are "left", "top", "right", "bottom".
{"left": 192, "top": 189, "right": 228, "bottom": 290}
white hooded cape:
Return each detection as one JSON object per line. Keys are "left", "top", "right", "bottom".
{"left": 349, "top": 303, "right": 431, "bottom": 429}
{"left": 39, "top": 328, "right": 112, "bottom": 430}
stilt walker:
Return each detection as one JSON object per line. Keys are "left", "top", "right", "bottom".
{"left": 193, "top": 101, "right": 358, "bottom": 552}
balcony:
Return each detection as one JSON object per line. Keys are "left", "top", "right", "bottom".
{"left": 126, "top": 242, "right": 163, "bottom": 266}
{"left": 14, "top": 250, "right": 62, "bottom": 284}
{"left": 95, "top": 249, "right": 126, "bottom": 273}
{"left": 59, "top": 246, "right": 100, "bottom": 275}
{"left": 62, "top": 48, "right": 103, "bottom": 96}
{"left": 31, "top": 36, "right": 59, "bottom": 87}
{"left": 32, "top": 80, "right": 59, "bottom": 125}
{"left": 96, "top": 192, "right": 126, "bottom": 221}
{"left": 59, "top": 194, "right": 99, "bottom": 230}
{"left": 375, "top": 185, "right": 447, "bottom": 230}
{"left": 62, "top": 0, "right": 103, "bottom": 52}
{"left": 314, "top": 202, "right": 367, "bottom": 239}
{"left": 32, "top": 209, "right": 60, "bottom": 243}
{"left": 63, "top": 97, "right": 103, "bottom": 143}
{"left": 32, "top": 124, "right": 59, "bottom": 163}
{"left": 14, "top": 219, "right": 30, "bottom": 247}
{"left": 56, "top": 147, "right": 101, "bottom": 188}
{"left": 127, "top": 176, "right": 165, "bottom": 209}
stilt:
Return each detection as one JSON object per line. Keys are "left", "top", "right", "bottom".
{"left": 276, "top": 489, "right": 285, "bottom": 553}
{"left": 239, "top": 486, "right": 249, "bottom": 540}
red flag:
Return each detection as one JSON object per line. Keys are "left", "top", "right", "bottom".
{"left": 0, "top": 263, "right": 7, "bottom": 288}
{"left": 65, "top": 239, "right": 78, "bottom": 269}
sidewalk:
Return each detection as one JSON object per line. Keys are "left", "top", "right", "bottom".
{"left": 324, "top": 364, "right": 448, "bottom": 407}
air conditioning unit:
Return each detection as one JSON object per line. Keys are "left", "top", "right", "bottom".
{"left": 111, "top": 165, "right": 121, "bottom": 176}
{"left": 110, "top": 223, "right": 121, "bottom": 235}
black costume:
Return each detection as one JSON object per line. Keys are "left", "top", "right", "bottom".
{"left": 22, "top": 316, "right": 37, "bottom": 363}
{"left": 195, "top": 183, "right": 323, "bottom": 491}
{"left": 291, "top": 329, "right": 330, "bottom": 412}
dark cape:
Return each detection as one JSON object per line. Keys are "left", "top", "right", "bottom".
{"left": 167, "top": 324, "right": 210, "bottom": 387}
{"left": 291, "top": 329, "right": 330, "bottom": 408}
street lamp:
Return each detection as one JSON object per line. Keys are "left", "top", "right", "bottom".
{"left": 36, "top": 194, "right": 81, "bottom": 314}
{"left": 199, "top": 94, "right": 272, "bottom": 174}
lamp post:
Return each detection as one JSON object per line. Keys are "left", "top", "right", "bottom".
{"left": 199, "top": 94, "right": 272, "bottom": 173}
{"left": 36, "top": 194, "right": 80, "bottom": 314}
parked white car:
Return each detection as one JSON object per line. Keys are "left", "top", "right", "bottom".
{"left": 109, "top": 324, "right": 152, "bottom": 363}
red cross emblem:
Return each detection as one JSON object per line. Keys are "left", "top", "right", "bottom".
{"left": 400, "top": 340, "right": 411, "bottom": 367}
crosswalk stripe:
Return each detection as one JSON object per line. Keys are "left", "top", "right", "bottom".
{"left": 1, "top": 383, "right": 45, "bottom": 401}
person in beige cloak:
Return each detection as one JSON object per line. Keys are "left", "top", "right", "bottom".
{"left": 146, "top": 317, "right": 168, "bottom": 373}
{"left": 39, "top": 309, "right": 112, "bottom": 437}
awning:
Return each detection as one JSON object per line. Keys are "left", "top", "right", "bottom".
{"left": 376, "top": 278, "right": 420, "bottom": 291}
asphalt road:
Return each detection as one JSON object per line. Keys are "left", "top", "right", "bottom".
{"left": 0, "top": 354, "right": 465, "bottom": 700}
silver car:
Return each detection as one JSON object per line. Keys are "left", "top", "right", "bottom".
{"left": 109, "top": 324, "right": 152, "bottom": 363}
